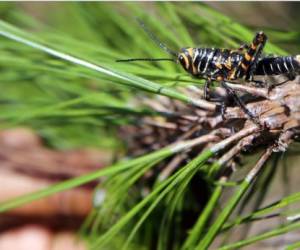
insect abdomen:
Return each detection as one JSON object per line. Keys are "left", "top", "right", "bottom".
{"left": 255, "top": 56, "right": 300, "bottom": 75}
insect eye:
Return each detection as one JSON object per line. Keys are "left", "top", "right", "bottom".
{"left": 178, "top": 55, "right": 185, "bottom": 65}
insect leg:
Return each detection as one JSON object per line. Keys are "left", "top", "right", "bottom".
{"left": 286, "top": 73, "right": 296, "bottom": 81}
{"left": 216, "top": 101, "right": 227, "bottom": 120}
{"left": 238, "top": 43, "right": 250, "bottom": 51}
{"left": 204, "top": 78, "right": 212, "bottom": 100}
{"left": 267, "top": 72, "right": 296, "bottom": 93}
{"left": 245, "top": 32, "right": 268, "bottom": 81}
{"left": 235, "top": 32, "right": 268, "bottom": 82}
{"left": 220, "top": 101, "right": 227, "bottom": 120}
{"left": 221, "top": 81, "right": 260, "bottom": 125}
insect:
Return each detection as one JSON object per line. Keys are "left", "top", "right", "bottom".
{"left": 117, "top": 20, "right": 300, "bottom": 121}
{"left": 255, "top": 55, "right": 300, "bottom": 78}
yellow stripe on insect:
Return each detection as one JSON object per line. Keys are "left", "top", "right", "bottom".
{"left": 241, "top": 63, "right": 248, "bottom": 70}
{"left": 245, "top": 53, "right": 252, "bottom": 61}
{"left": 216, "top": 76, "right": 224, "bottom": 81}
{"left": 192, "top": 63, "right": 197, "bottom": 74}
{"left": 225, "top": 58, "right": 232, "bottom": 69}
{"left": 215, "top": 62, "right": 222, "bottom": 69}
{"left": 229, "top": 68, "right": 236, "bottom": 80}
{"left": 187, "top": 48, "right": 197, "bottom": 74}
{"left": 187, "top": 48, "right": 194, "bottom": 56}
{"left": 182, "top": 54, "right": 189, "bottom": 69}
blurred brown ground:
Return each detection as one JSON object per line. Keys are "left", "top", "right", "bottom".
{"left": 0, "top": 128, "right": 112, "bottom": 250}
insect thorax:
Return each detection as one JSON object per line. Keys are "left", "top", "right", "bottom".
{"left": 190, "top": 48, "right": 244, "bottom": 80}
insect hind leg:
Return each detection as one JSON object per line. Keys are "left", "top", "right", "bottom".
{"left": 204, "top": 78, "right": 212, "bottom": 100}
{"left": 221, "top": 81, "right": 261, "bottom": 125}
{"left": 216, "top": 101, "right": 228, "bottom": 120}
{"left": 267, "top": 73, "right": 296, "bottom": 92}
{"left": 246, "top": 32, "right": 268, "bottom": 81}
{"left": 235, "top": 31, "right": 268, "bottom": 82}
{"left": 238, "top": 43, "right": 250, "bottom": 51}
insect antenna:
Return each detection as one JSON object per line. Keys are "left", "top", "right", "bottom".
{"left": 116, "top": 58, "right": 176, "bottom": 63}
{"left": 116, "top": 19, "right": 178, "bottom": 63}
{"left": 136, "top": 18, "right": 178, "bottom": 57}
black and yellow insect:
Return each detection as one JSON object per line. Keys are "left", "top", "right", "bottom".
{"left": 178, "top": 32, "right": 300, "bottom": 97}
{"left": 178, "top": 32, "right": 268, "bottom": 95}
{"left": 117, "top": 20, "right": 300, "bottom": 120}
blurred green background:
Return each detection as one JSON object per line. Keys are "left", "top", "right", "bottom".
{"left": 0, "top": 2, "right": 299, "bottom": 250}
